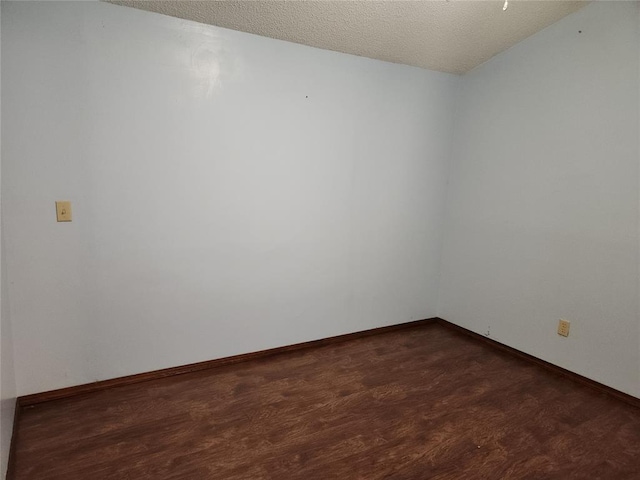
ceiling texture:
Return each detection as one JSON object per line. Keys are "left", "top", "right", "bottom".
{"left": 108, "top": 0, "right": 589, "bottom": 74}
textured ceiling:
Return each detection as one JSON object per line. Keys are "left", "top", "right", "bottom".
{"left": 107, "top": 0, "right": 589, "bottom": 74}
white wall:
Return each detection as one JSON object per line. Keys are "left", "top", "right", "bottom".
{"left": 439, "top": 1, "right": 640, "bottom": 397}
{"left": 1, "top": 1, "right": 458, "bottom": 396}
{"left": 1, "top": 2, "right": 18, "bottom": 476}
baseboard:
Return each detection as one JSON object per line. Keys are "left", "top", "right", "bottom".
{"left": 435, "top": 318, "right": 640, "bottom": 409}
{"left": 5, "top": 398, "right": 19, "bottom": 480}
{"left": 18, "top": 318, "right": 439, "bottom": 407}
{"left": 17, "top": 317, "right": 640, "bottom": 409}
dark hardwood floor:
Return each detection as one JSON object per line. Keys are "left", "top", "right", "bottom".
{"left": 12, "top": 323, "right": 640, "bottom": 479}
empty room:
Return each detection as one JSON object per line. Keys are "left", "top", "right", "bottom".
{"left": 1, "top": 0, "right": 639, "bottom": 478}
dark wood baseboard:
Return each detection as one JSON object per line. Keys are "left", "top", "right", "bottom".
{"left": 17, "top": 317, "right": 640, "bottom": 409}
{"left": 435, "top": 318, "right": 640, "bottom": 409}
{"left": 5, "top": 398, "right": 19, "bottom": 480}
{"left": 18, "top": 318, "right": 438, "bottom": 407}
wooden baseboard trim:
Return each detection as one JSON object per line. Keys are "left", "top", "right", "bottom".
{"left": 19, "top": 317, "right": 639, "bottom": 409}
{"left": 18, "top": 318, "right": 439, "bottom": 407}
{"left": 436, "top": 318, "right": 640, "bottom": 409}
{"left": 5, "top": 398, "right": 19, "bottom": 480}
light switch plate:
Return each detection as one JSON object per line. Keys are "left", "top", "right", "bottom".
{"left": 56, "top": 201, "right": 72, "bottom": 222}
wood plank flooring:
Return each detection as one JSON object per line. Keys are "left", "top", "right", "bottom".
{"left": 12, "top": 323, "right": 640, "bottom": 479}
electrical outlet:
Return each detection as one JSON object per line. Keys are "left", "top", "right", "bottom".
{"left": 557, "top": 319, "right": 570, "bottom": 337}
{"left": 56, "top": 201, "right": 72, "bottom": 222}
